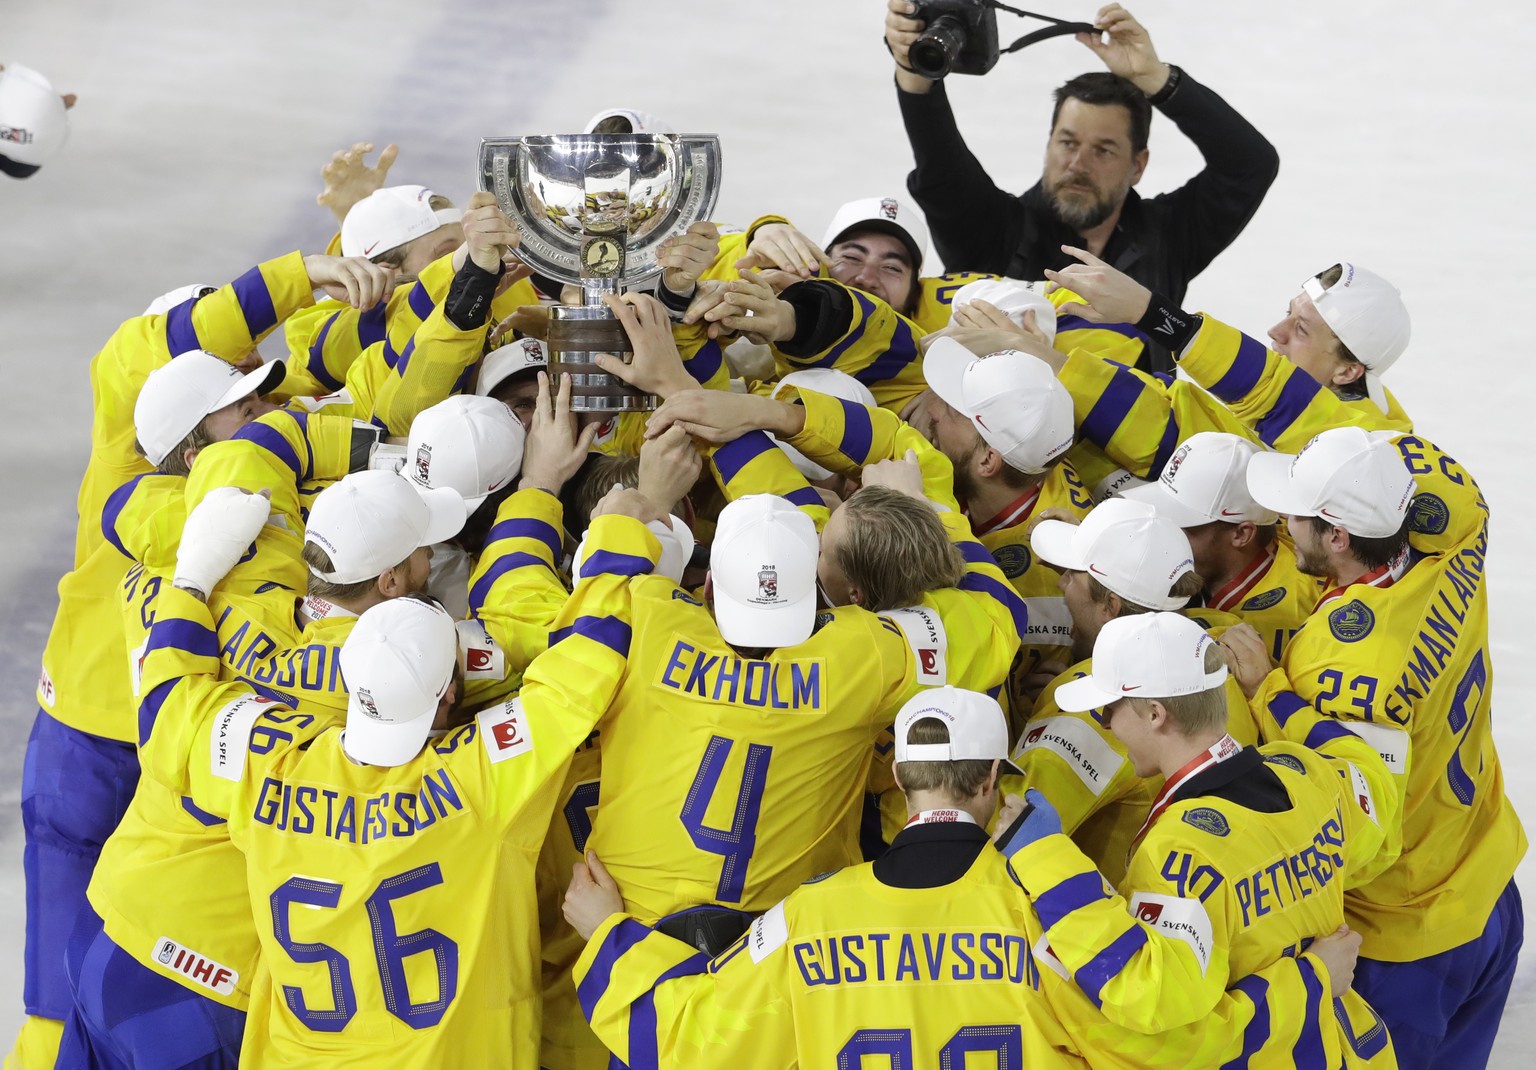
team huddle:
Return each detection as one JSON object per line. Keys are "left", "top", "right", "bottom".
{"left": 7, "top": 4, "right": 1526, "bottom": 1070}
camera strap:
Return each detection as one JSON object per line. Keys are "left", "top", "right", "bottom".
{"left": 987, "top": 3, "right": 1099, "bottom": 54}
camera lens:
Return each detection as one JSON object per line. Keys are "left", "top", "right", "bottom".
{"left": 909, "top": 14, "right": 968, "bottom": 80}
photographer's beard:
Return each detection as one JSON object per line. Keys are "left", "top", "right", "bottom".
{"left": 1045, "top": 171, "right": 1130, "bottom": 233}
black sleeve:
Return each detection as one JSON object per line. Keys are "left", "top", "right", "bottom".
{"left": 898, "top": 80, "right": 1026, "bottom": 274}
{"left": 443, "top": 257, "right": 503, "bottom": 332}
{"left": 1147, "top": 66, "right": 1280, "bottom": 279}
{"left": 776, "top": 280, "right": 855, "bottom": 359}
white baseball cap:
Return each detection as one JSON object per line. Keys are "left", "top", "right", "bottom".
{"left": 769, "top": 369, "right": 877, "bottom": 481}
{"left": 573, "top": 513, "right": 695, "bottom": 585}
{"left": 304, "top": 470, "right": 467, "bottom": 585}
{"left": 0, "top": 64, "right": 69, "bottom": 176}
{"left": 1123, "top": 432, "right": 1277, "bottom": 528}
{"left": 822, "top": 197, "right": 930, "bottom": 274}
{"left": 1302, "top": 263, "right": 1410, "bottom": 414}
{"left": 143, "top": 283, "right": 217, "bottom": 318}
{"left": 476, "top": 337, "right": 548, "bottom": 398}
{"left": 340, "top": 597, "right": 457, "bottom": 767}
{"left": 1245, "top": 426, "right": 1415, "bottom": 539}
{"left": 1054, "top": 613, "right": 1228, "bottom": 712}
{"left": 894, "top": 686, "right": 1024, "bottom": 775}
{"left": 405, "top": 396, "right": 525, "bottom": 510}
{"left": 134, "top": 351, "right": 288, "bottom": 466}
{"left": 950, "top": 279, "right": 1058, "bottom": 344}
{"left": 581, "top": 107, "right": 676, "bottom": 134}
{"left": 922, "top": 337, "right": 1075, "bottom": 475}
{"left": 1031, "top": 498, "right": 1196, "bottom": 611}
{"left": 341, "top": 185, "right": 463, "bottom": 260}
{"left": 709, "top": 495, "right": 819, "bottom": 648}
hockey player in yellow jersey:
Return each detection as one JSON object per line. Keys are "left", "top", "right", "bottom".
{"left": 1004, "top": 611, "right": 1398, "bottom": 1066}
{"left": 1227, "top": 426, "right": 1525, "bottom": 1070}
{"left": 1013, "top": 497, "right": 1254, "bottom": 883}
{"left": 564, "top": 683, "right": 1371, "bottom": 1070}
{"left": 1123, "top": 431, "right": 1318, "bottom": 660}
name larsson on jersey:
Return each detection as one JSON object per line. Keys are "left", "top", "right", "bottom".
{"left": 656, "top": 641, "right": 823, "bottom": 710}
{"left": 250, "top": 768, "right": 466, "bottom": 843}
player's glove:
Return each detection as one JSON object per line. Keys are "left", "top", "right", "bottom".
{"left": 995, "top": 788, "right": 1063, "bottom": 859}
{"left": 173, "top": 486, "right": 272, "bottom": 599}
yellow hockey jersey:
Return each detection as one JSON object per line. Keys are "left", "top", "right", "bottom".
{"left": 130, "top": 577, "right": 625, "bottom": 1068}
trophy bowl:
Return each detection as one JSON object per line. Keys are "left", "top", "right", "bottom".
{"left": 479, "top": 133, "right": 722, "bottom": 412}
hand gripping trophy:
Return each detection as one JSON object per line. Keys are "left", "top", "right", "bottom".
{"left": 479, "top": 133, "right": 722, "bottom": 411}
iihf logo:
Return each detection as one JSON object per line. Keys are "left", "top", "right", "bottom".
{"left": 758, "top": 567, "right": 778, "bottom": 601}
{"left": 519, "top": 338, "right": 546, "bottom": 363}
{"left": 356, "top": 688, "right": 383, "bottom": 720}
{"left": 414, "top": 444, "right": 432, "bottom": 484}
{"left": 0, "top": 126, "right": 33, "bottom": 146}
{"left": 879, "top": 198, "right": 899, "bottom": 221}
{"left": 1162, "top": 444, "right": 1190, "bottom": 487}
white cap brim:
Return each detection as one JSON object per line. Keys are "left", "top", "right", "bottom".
{"left": 1029, "top": 519, "right": 1086, "bottom": 571}
{"left": 418, "top": 484, "right": 469, "bottom": 546}
{"left": 212, "top": 359, "right": 288, "bottom": 413}
{"left": 1245, "top": 452, "right": 1313, "bottom": 518}
{"left": 921, "top": 337, "right": 976, "bottom": 418}
{"left": 1053, "top": 674, "right": 1124, "bottom": 713}
{"left": 1364, "top": 371, "right": 1390, "bottom": 414}
{"left": 342, "top": 708, "right": 437, "bottom": 767}
{"left": 1121, "top": 481, "right": 1221, "bottom": 529}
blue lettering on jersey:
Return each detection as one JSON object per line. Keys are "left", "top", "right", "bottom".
{"left": 215, "top": 607, "right": 346, "bottom": 696}
{"left": 1328, "top": 601, "right": 1375, "bottom": 643}
{"left": 1181, "top": 808, "right": 1230, "bottom": 837}
{"left": 251, "top": 768, "right": 466, "bottom": 842}
{"left": 792, "top": 930, "right": 1029, "bottom": 987}
{"left": 1233, "top": 807, "right": 1344, "bottom": 926}
{"left": 1384, "top": 522, "right": 1488, "bottom": 724}
{"left": 1241, "top": 587, "right": 1286, "bottom": 612}
{"left": 657, "top": 640, "right": 823, "bottom": 711}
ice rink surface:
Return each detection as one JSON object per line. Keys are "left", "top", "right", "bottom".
{"left": 3, "top": 0, "right": 1532, "bottom": 1061}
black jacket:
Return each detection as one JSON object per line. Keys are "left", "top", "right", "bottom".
{"left": 899, "top": 66, "right": 1279, "bottom": 311}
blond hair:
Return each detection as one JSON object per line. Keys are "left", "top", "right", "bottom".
{"left": 894, "top": 717, "right": 996, "bottom": 799}
{"left": 834, "top": 486, "right": 964, "bottom": 612}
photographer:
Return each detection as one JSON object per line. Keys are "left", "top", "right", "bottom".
{"left": 887, "top": 2, "right": 1278, "bottom": 352}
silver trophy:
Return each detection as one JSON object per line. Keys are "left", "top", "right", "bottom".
{"left": 478, "top": 133, "right": 723, "bottom": 412}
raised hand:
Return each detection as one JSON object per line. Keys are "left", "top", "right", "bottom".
{"left": 316, "top": 141, "right": 399, "bottom": 225}
{"left": 1045, "top": 244, "right": 1153, "bottom": 325}
{"left": 1077, "top": 4, "right": 1170, "bottom": 96}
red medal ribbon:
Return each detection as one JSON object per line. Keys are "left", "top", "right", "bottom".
{"left": 1315, "top": 562, "right": 1395, "bottom": 612}
{"left": 972, "top": 485, "right": 1042, "bottom": 536}
{"left": 1129, "top": 733, "right": 1241, "bottom": 853}
{"left": 1208, "top": 545, "right": 1278, "bottom": 612}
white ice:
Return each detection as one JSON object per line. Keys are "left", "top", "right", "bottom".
{"left": 2, "top": 0, "right": 1531, "bottom": 1062}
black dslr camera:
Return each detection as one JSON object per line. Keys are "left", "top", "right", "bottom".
{"left": 909, "top": 0, "right": 1001, "bottom": 80}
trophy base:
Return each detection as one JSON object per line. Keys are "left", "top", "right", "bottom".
{"left": 546, "top": 306, "right": 656, "bottom": 413}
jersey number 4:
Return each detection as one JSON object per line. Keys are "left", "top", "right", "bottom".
{"left": 681, "top": 735, "right": 773, "bottom": 904}
{"left": 270, "top": 862, "right": 458, "bottom": 1032}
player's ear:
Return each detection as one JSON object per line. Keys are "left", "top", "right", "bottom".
{"left": 1130, "top": 147, "right": 1149, "bottom": 186}
{"left": 1231, "top": 522, "right": 1257, "bottom": 550}
{"left": 182, "top": 446, "right": 201, "bottom": 472}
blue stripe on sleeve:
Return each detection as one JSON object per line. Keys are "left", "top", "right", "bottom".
{"left": 957, "top": 540, "right": 996, "bottom": 566}
{"left": 407, "top": 281, "right": 435, "bottom": 323}
{"left": 1218, "top": 974, "right": 1271, "bottom": 1069}
{"left": 1208, "top": 332, "right": 1268, "bottom": 403}
{"left": 682, "top": 339, "right": 723, "bottom": 385}
{"left": 1079, "top": 366, "right": 1146, "bottom": 451}
{"left": 624, "top": 953, "right": 710, "bottom": 1070}
{"left": 101, "top": 474, "right": 150, "bottom": 558}
{"left": 1254, "top": 371, "right": 1323, "bottom": 447}
{"left": 1148, "top": 412, "right": 1182, "bottom": 480}
{"left": 231, "top": 265, "right": 278, "bottom": 338}
{"left": 857, "top": 314, "right": 919, "bottom": 387}
{"left": 305, "top": 313, "right": 345, "bottom": 392}
{"left": 450, "top": 362, "right": 477, "bottom": 397}
{"left": 1292, "top": 956, "right": 1326, "bottom": 1068}
{"left": 575, "top": 918, "right": 652, "bottom": 1021}
{"left": 548, "top": 615, "right": 632, "bottom": 659}
{"left": 163, "top": 299, "right": 202, "bottom": 355}
{"left": 1075, "top": 925, "right": 1149, "bottom": 1008}
{"left": 805, "top": 290, "right": 876, "bottom": 370}
{"left": 712, "top": 431, "right": 774, "bottom": 487}
{"left": 784, "top": 486, "right": 823, "bottom": 510}
{"left": 381, "top": 337, "right": 401, "bottom": 371}
{"left": 580, "top": 550, "right": 655, "bottom": 579}
{"left": 180, "top": 796, "right": 226, "bottom": 827}
{"left": 233, "top": 420, "right": 303, "bottom": 482}
{"left": 1302, "top": 720, "right": 1355, "bottom": 751}
{"left": 138, "top": 679, "right": 177, "bottom": 748}
{"left": 394, "top": 337, "right": 417, "bottom": 377}
{"left": 1267, "top": 691, "right": 1310, "bottom": 728}
{"left": 485, "top": 517, "right": 563, "bottom": 562}
{"left": 467, "top": 551, "right": 554, "bottom": 614}
{"left": 959, "top": 573, "right": 1030, "bottom": 639}
{"left": 357, "top": 301, "right": 388, "bottom": 349}
{"left": 1055, "top": 315, "right": 1149, "bottom": 344}
{"left": 836, "top": 397, "right": 873, "bottom": 463}
{"left": 145, "top": 617, "right": 220, "bottom": 661}
{"left": 1034, "top": 871, "right": 1111, "bottom": 930}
